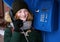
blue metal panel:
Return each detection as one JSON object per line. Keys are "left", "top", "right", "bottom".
{"left": 43, "top": 2, "right": 60, "bottom": 42}
{"left": 3, "top": 0, "right": 14, "bottom": 9}
{"left": 25, "top": 0, "right": 38, "bottom": 14}
{"left": 33, "top": 0, "right": 58, "bottom": 32}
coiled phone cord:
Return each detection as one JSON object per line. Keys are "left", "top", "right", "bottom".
{"left": 21, "top": 29, "right": 29, "bottom": 42}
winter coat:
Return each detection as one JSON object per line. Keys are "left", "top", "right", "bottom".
{"left": 4, "top": 27, "right": 43, "bottom": 42}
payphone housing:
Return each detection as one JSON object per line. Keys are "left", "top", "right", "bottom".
{"left": 33, "top": 0, "right": 58, "bottom": 32}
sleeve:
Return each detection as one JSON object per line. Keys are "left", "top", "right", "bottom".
{"left": 4, "top": 27, "right": 12, "bottom": 42}
{"left": 10, "top": 31, "right": 22, "bottom": 42}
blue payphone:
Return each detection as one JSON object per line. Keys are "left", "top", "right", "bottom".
{"left": 33, "top": 0, "right": 58, "bottom": 32}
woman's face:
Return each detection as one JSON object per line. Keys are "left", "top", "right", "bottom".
{"left": 16, "top": 9, "right": 29, "bottom": 21}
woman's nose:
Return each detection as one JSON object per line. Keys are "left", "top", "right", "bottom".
{"left": 22, "top": 12, "right": 25, "bottom": 16}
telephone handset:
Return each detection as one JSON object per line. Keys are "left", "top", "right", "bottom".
{"left": 9, "top": 10, "right": 23, "bottom": 32}
{"left": 9, "top": 10, "right": 15, "bottom": 22}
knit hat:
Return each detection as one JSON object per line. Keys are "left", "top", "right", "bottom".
{"left": 12, "top": 0, "right": 29, "bottom": 16}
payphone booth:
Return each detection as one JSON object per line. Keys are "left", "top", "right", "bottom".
{"left": 3, "top": 0, "right": 60, "bottom": 42}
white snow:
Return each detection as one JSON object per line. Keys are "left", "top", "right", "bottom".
{"left": 0, "top": 30, "right": 4, "bottom": 36}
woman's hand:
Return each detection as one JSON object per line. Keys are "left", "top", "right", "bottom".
{"left": 13, "top": 19, "right": 23, "bottom": 32}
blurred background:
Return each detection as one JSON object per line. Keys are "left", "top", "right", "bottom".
{"left": 0, "top": 0, "right": 10, "bottom": 42}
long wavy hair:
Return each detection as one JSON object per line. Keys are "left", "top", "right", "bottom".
{"left": 15, "top": 12, "right": 33, "bottom": 21}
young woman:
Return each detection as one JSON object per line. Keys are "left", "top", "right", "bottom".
{"left": 4, "top": 0, "right": 43, "bottom": 42}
